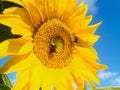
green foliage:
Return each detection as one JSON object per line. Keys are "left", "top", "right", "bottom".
{"left": 0, "top": 84, "right": 11, "bottom": 90}
{"left": 0, "top": 74, "right": 12, "bottom": 90}
{"left": 0, "top": 24, "right": 21, "bottom": 42}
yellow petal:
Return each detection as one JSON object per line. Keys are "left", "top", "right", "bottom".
{"left": 0, "top": 37, "right": 33, "bottom": 58}
{"left": 69, "top": 15, "right": 92, "bottom": 32}
{"left": 71, "top": 72, "right": 85, "bottom": 90}
{"left": 0, "top": 14, "right": 33, "bottom": 36}
{"left": 74, "top": 46, "right": 98, "bottom": 60}
{"left": 41, "top": 83, "right": 52, "bottom": 90}
{"left": 0, "top": 52, "right": 34, "bottom": 74}
{"left": 60, "top": 0, "right": 78, "bottom": 21}
{"left": 70, "top": 56, "right": 100, "bottom": 87}
{"left": 75, "top": 47, "right": 107, "bottom": 70}
{"left": 0, "top": 40, "right": 9, "bottom": 58}
{"left": 87, "top": 46, "right": 98, "bottom": 55}
{"left": 3, "top": 7, "right": 34, "bottom": 31}
{"left": 12, "top": 69, "right": 30, "bottom": 90}
{"left": 84, "top": 15, "right": 93, "bottom": 25}
{"left": 34, "top": 0, "right": 47, "bottom": 22}
{"left": 82, "top": 73, "right": 96, "bottom": 88}
{"left": 74, "top": 21, "right": 102, "bottom": 35}
{"left": 79, "top": 34, "right": 100, "bottom": 45}
{"left": 43, "top": 0, "right": 55, "bottom": 19}
{"left": 66, "top": 5, "right": 88, "bottom": 27}
{"left": 38, "top": 68, "right": 53, "bottom": 90}
{"left": 74, "top": 39, "right": 91, "bottom": 47}
{"left": 54, "top": 77, "right": 74, "bottom": 90}
{"left": 57, "top": 71, "right": 73, "bottom": 90}
{"left": 68, "top": 2, "right": 86, "bottom": 21}
{"left": 54, "top": 0, "right": 71, "bottom": 18}
{"left": 23, "top": 53, "right": 53, "bottom": 90}
{"left": 28, "top": 65, "right": 42, "bottom": 90}
{"left": 41, "top": 67, "right": 74, "bottom": 90}
{"left": 22, "top": 0, "right": 42, "bottom": 27}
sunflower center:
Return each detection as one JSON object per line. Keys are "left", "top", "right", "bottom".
{"left": 50, "top": 36, "right": 63, "bottom": 53}
{"left": 33, "top": 19, "right": 73, "bottom": 68}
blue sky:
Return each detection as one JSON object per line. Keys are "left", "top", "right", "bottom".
{"left": 82, "top": 0, "right": 120, "bottom": 88}
{"left": 0, "top": 0, "right": 120, "bottom": 89}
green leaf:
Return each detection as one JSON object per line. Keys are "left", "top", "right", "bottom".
{"left": 0, "top": 24, "right": 21, "bottom": 43}
{"left": 0, "top": 74, "right": 12, "bottom": 90}
{"left": 0, "top": 84, "right": 11, "bottom": 90}
{"left": 0, "top": 24, "right": 13, "bottom": 42}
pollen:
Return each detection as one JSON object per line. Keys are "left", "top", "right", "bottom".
{"left": 33, "top": 19, "right": 74, "bottom": 68}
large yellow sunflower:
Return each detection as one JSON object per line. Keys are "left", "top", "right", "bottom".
{"left": 0, "top": 0, "right": 107, "bottom": 90}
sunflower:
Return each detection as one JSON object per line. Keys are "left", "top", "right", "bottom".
{"left": 0, "top": 0, "right": 107, "bottom": 90}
